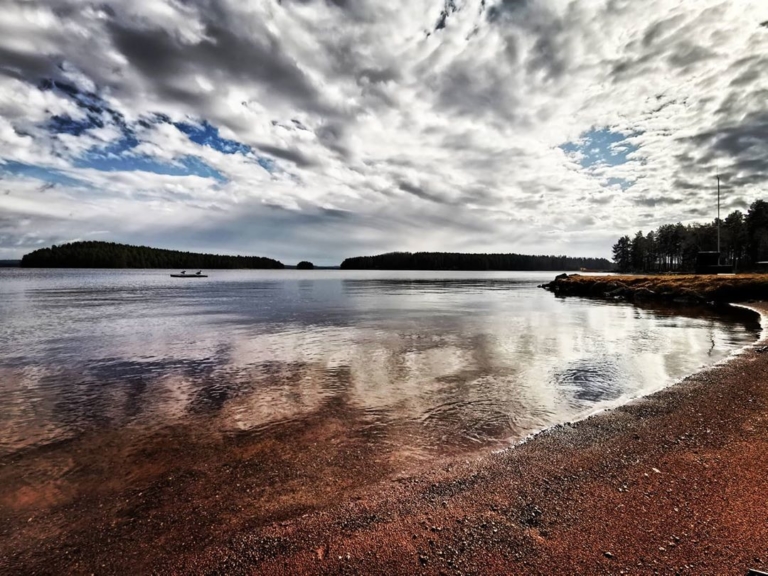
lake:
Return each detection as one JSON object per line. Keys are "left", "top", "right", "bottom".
{"left": 0, "top": 269, "right": 761, "bottom": 554}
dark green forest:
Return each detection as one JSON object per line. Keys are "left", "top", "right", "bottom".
{"left": 20, "top": 241, "right": 284, "bottom": 269}
{"left": 612, "top": 200, "right": 768, "bottom": 273}
{"left": 340, "top": 252, "right": 612, "bottom": 271}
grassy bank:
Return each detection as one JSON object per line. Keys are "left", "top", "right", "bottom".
{"left": 542, "top": 273, "right": 768, "bottom": 304}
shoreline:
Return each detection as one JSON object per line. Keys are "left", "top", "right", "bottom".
{"left": 541, "top": 273, "right": 768, "bottom": 304}
{"left": 3, "top": 295, "right": 767, "bottom": 574}
{"left": 229, "top": 303, "right": 768, "bottom": 575}
{"left": 507, "top": 302, "right": 762, "bottom": 455}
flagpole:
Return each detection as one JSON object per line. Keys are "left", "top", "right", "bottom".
{"left": 717, "top": 175, "right": 721, "bottom": 264}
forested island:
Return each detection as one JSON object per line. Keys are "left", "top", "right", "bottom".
{"left": 612, "top": 199, "right": 768, "bottom": 273}
{"left": 340, "top": 252, "right": 611, "bottom": 271}
{"left": 20, "top": 241, "right": 284, "bottom": 269}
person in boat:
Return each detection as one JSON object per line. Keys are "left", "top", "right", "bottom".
{"left": 181, "top": 271, "right": 186, "bottom": 275}
{"left": 196, "top": 270, "right": 202, "bottom": 275}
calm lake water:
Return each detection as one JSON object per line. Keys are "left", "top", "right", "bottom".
{"left": 0, "top": 269, "right": 760, "bottom": 461}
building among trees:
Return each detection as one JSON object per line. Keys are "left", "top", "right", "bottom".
{"left": 611, "top": 200, "right": 768, "bottom": 273}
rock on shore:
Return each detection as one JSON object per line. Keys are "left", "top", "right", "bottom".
{"left": 541, "top": 273, "right": 768, "bottom": 304}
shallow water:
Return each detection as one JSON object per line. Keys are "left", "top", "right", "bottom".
{"left": 0, "top": 269, "right": 760, "bottom": 461}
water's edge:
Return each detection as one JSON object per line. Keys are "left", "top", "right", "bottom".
{"left": 505, "top": 301, "right": 767, "bottom": 453}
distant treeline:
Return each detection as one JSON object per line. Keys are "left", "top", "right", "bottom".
{"left": 340, "top": 252, "right": 612, "bottom": 271}
{"left": 612, "top": 199, "right": 768, "bottom": 273}
{"left": 20, "top": 241, "right": 284, "bottom": 269}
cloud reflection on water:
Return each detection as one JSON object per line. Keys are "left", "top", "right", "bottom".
{"left": 0, "top": 270, "right": 760, "bottom": 461}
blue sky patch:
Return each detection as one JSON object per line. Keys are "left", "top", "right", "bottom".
{"left": 560, "top": 128, "right": 639, "bottom": 169}
{"left": 40, "top": 79, "right": 103, "bottom": 111}
{"left": 561, "top": 128, "right": 641, "bottom": 190}
{"left": 257, "top": 157, "right": 276, "bottom": 172}
{"left": 49, "top": 113, "right": 104, "bottom": 137}
{"left": 73, "top": 153, "right": 227, "bottom": 182}
{"left": 174, "top": 121, "right": 251, "bottom": 155}
{"left": 173, "top": 120, "right": 277, "bottom": 173}
{"left": 605, "top": 177, "right": 628, "bottom": 189}
{"left": 43, "top": 79, "right": 132, "bottom": 137}
{"left": 31, "top": 78, "right": 277, "bottom": 185}
{"left": 0, "top": 161, "right": 87, "bottom": 188}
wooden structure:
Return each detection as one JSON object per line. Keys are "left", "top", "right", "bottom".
{"left": 695, "top": 251, "right": 732, "bottom": 274}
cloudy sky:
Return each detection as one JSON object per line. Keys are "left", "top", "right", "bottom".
{"left": 1, "top": 0, "right": 767, "bottom": 264}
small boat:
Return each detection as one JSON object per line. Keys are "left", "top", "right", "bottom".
{"left": 170, "top": 270, "right": 208, "bottom": 278}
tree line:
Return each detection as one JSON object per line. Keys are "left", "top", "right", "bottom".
{"left": 612, "top": 200, "right": 768, "bottom": 273}
{"left": 20, "top": 241, "right": 285, "bottom": 269}
{"left": 340, "top": 252, "right": 612, "bottom": 271}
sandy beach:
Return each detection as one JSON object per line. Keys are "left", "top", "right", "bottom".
{"left": 2, "top": 299, "right": 766, "bottom": 574}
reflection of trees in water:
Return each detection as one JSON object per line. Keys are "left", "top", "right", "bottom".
{"left": 341, "top": 278, "right": 529, "bottom": 296}
{"left": 297, "top": 279, "right": 314, "bottom": 294}
{"left": 0, "top": 364, "right": 408, "bottom": 574}
{"left": 49, "top": 347, "right": 231, "bottom": 433}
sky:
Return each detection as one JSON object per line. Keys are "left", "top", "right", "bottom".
{"left": 1, "top": 0, "right": 767, "bottom": 265}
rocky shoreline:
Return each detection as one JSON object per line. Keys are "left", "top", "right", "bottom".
{"left": 541, "top": 273, "right": 768, "bottom": 305}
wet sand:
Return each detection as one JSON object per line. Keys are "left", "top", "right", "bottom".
{"left": 2, "top": 305, "right": 768, "bottom": 574}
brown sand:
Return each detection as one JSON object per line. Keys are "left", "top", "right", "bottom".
{"left": 2, "top": 305, "right": 768, "bottom": 575}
